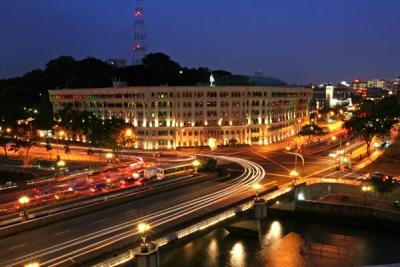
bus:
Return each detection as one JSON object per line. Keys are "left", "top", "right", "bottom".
{"left": 157, "top": 163, "right": 195, "bottom": 179}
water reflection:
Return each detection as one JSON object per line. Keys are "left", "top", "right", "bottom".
{"left": 206, "top": 239, "right": 218, "bottom": 266}
{"left": 160, "top": 218, "right": 400, "bottom": 267}
{"left": 230, "top": 242, "right": 246, "bottom": 267}
{"left": 263, "top": 220, "right": 282, "bottom": 247}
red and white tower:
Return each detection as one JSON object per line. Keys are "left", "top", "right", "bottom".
{"left": 132, "top": 0, "right": 146, "bottom": 65}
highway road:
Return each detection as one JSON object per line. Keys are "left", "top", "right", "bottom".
{"left": 0, "top": 156, "right": 266, "bottom": 266}
{"left": 0, "top": 138, "right": 362, "bottom": 266}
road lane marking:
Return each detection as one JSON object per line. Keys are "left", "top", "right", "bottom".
{"left": 92, "top": 218, "right": 107, "bottom": 225}
{"left": 54, "top": 230, "right": 71, "bottom": 236}
{"left": 8, "top": 243, "right": 26, "bottom": 251}
{"left": 251, "top": 151, "right": 290, "bottom": 172}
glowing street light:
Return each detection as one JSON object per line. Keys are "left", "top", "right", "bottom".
{"left": 125, "top": 128, "right": 133, "bottom": 137}
{"left": 105, "top": 153, "right": 113, "bottom": 164}
{"left": 24, "top": 262, "right": 40, "bottom": 267}
{"left": 18, "top": 195, "right": 30, "bottom": 205}
{"left": 290, "top": 170, "right": 299, "bottom": 185}
{"left": 252, "top": 183, "right": 263, "bottom": 200}
{"left": 56, "top": 160, "right": 66, "bottom": 167}
{"left": 138, "top": 222, "right": 151, "bottom": 252}
{"left": 331, "top": 136, "right": 337, "bottom": 142}
{"left": 5, "top": 127, "right": 12, "bottom": 134}
{"left": 192, "top": 159, "right": 201, "bottom": 174}
{"left": 18, "top": 195, "right": 30, "bottom": 219}
{"left": 362, "top": 185, "right": 372, "bottom": 205}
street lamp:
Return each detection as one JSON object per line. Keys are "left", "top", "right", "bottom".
{"left": 55, "top": 129, "right": 65, "bottom": 161}
{"left": 105, "top": 152, "right": 113, "bottom": 165}
{"left": 5, "top": 127, "right": 11, "bottom": 134}
{"left": 57, "top": 160, "right": 66, "bottom": 167}
{"left": 24, "top": 262, "right": 40, "bottom": 267}
{"left": 290, "top": 170, "right": 299, "bottom": 185}
{"left": 18, "top": 195, "right": 30, "bottom": 219}
{"left": 125, "top": 128, "right": 133, "bottom": 137}
{"left": 362, "top": 185, "right": 372, "bottom": 205}
{"left": 192, "top": 159, "right": 200, "bottom": 174}
{"left": 138, "top": 222, "right": 151, "bottom": 252}
{"left": 252, "top": 183, "right": 262, "bottom": 201}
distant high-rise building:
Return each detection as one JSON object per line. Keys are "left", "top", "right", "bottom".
{"left": 132, "top": 0, "right": 146, "bottom": 65}
{"left": 106, "top": 59, "right": 127, "bottom": 68}
{"left": 367, "top": 79, "right": 385, "bottom": 89}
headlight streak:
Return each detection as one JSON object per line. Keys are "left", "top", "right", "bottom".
{"left": 5, "top": 156, "right": 265, "bottom": 267}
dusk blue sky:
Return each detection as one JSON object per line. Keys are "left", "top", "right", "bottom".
{"left": 0, "top": 0, "right": 399, "bottom": 84}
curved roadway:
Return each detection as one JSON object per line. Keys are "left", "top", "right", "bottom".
{"left": 0, "top": 155, "right": 265, "bottom": 267}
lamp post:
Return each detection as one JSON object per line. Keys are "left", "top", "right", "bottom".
{"left": 138, "top": 222, "right": 151, "bottom": 253}
{"left": 362, "top": 185, "right": 372, "bottom": 206}
{"left": 105, "top": 153, "right": 113, "bottom": 165}
{"left": 192, "top": 159, "right": 200, "bottom": 175}
{"left": 18, "top": 195, "right": 30, "bottom": 219}
{"left": 24, "top": 262, "right": 40, "bottom": 267}
{"left": 56, "top": 129, "right": 65, "bottom": 161}
{"left": 252, "top": 183, "right": 262, "bottom": 201}
{"left": 290, "top": 169, "right": 299, "bottom": 185}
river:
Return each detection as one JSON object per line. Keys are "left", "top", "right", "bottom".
{"left": 160, "top": 217, "right": 400, "bottom": 267}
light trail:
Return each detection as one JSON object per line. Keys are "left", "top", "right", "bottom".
{"left": 3, "top": 156, "right": 265, "bottom": 267}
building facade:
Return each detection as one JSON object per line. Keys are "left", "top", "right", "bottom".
{"left": 48, "top": 86, "right": 312, "bottom": 149}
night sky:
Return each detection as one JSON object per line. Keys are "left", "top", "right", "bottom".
{"left": 0, "top": 0, "right": 399, "bottom": 84}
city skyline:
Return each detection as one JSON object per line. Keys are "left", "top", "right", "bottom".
{"left": 0, "top": 0, "right": 399, "bottom": 84}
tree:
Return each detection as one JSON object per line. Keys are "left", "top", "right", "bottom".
{"left": 369, "top": 176, "right": 395, "bottom": 194}
{"left": 298, "top": 124, "right": 327, "bottom": 145}
{"left": 45, "top": 138, "right": 53, "bottom": 159}
{"left": 12, "top": 136, "right": 39, "bottom": 158}
{"left": 343, "top": 96, "right": 399, "bottom": 155}
{"left": 0, "top": 134, "right": 13, "bottom": 158}
{"left": 64, "top": 142, "right": 71, "bottom": 154}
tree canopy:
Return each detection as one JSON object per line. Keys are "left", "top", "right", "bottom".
{"left": 0, "top": 52, "right": 258, "bottom": 130}
{"left": 343, "top": 96, "right": 399, "bottom": 154}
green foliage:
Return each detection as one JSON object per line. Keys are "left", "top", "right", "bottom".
{"left": 45, "top": 139, "right": 52, "bottom": 152}
{"left": 0, "top": 134, "right": 15, "bottom": 157}
{"left": 369, "top": 176, "right": 395, "bottom": 194}
{"left": 198, "top": 158, "right": 218, "bottom": 173}
{"left": 343, "top": 96, "right": 399, "bottom": 155}
{"left": 0, "top": 52, "right": 260, "bottom": 130}
{"left": 11, "top": 136, "right": 39, "bottom": 157}
{"left": 216, "top": 166, "right": 229, "bottom": 177}
{"left": 298, "top": 124, "right": 326, "bottom": 136}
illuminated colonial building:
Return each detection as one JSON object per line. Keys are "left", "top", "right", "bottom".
{"left": 49, "top": 86, "right": 312, "bottom": 149}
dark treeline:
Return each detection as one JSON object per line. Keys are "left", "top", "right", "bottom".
{"left": 0, "top": 52, "right": 256, "bottom": 129}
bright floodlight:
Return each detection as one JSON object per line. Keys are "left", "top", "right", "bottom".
{"left": 105, "top": 153, "right": 113, "bottom": 159}
{"left": 18, "top": 196, "right": 30, "bottom": 205}
{"left": 331, "top": 136, "right": 337, "bottom": 141}
{"left": 138, "top": 222, "right": 150, "bottom": 234}
{"left": 24, "top": 262, "right": 40, "bottom": 267}
{"left": 290, "top": 170, "right": 299, "bottom": 178}
{"left": 59, "top": 130, "right": 65, "bottom": 136}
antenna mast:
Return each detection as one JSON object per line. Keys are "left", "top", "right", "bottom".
{"left": 132, "top": 0, "right": 146, "bottom": 65}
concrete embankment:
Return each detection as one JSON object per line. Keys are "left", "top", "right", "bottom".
{"left": 0, "top": 173, "right": 218, "bottom": 238}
